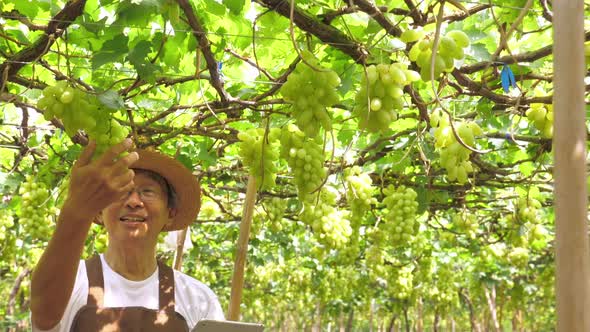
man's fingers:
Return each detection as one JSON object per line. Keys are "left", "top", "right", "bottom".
{"left": 117, "top": 175, "right": 136, "bottom": 195}
{"left": 74, "top": 140, "right": 96, "bottom": 169}
{"left": 111, "top": 151, "right": 139, "bottom": 176}
{"left": 98, "top": 138, "right": 133, "bottom": 166}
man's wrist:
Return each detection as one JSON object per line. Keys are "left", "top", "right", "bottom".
{"left": 59, "top": 198, "right": 97, "bottom": 227}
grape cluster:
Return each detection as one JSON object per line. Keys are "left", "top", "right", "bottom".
{"left": 516, "top": 196, "right": 541, "bottom": 222}
{"left": 404, "top": 29, "right": 470, "bottom": 81}
{"left": 237, "top": 128, "right": 281, "bottom": 190}
{"left": 382, "top": 185, "right": 419, "bottom": 244}
{"left": 525, "top": 103, "right": 553, "bottom": 138}
{"left": 430, "top": 109, "right": 483, "bottom": 184}
{"left": 0, "top": 212, "right": 16, "bottom": 261}
{"left": 280, "top": 50, "right": 340, "bottom": 137}
{"left": 37, "top": 81, "right": 128, "bottom": 156}
{"left": 353, "top": 63, "right": 420, "bottom": 132}
{"left": 263, "top": 197, "right": 288, "bottom": 233}
{"left": 0, "top": 212, "right": 14, "bottom": 242}
{"left": 17, "top": 176, "right": 57, "bottom": 240}
{"left": 507, "top": 247, "right": 530, "bottom": 268}
{"left": 251, "top": 197, "right": 288, "bottom": 238}
{"left": 429, "top": 265, "right": 459, "bottom": 309}
{"left": 390, "top": 265, "right": 414, "bottom": 299}
{"left": 299, "top": 188, "right": 352, "bottom": 248}
{"left": 451, "top": 212, "right": 478, "bottom": 239}
{"left": 344, "top": 166, "right": 377, "bottom": 218}
{"left": 280, "top": 124, "right": 326, "bottom": 199}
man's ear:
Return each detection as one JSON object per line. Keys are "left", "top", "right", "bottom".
{"left": 166, "top": 208, "right": 177, "bottom": 226}
{"left": 95, "top": 211, "right": 104, "bottom": 225}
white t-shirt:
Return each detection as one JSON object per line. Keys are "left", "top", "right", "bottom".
{"left": 33, "top": 255, "right": 225, "bottom": 332}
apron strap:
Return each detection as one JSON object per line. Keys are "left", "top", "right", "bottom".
{"left": 157, "top": 260, "right": 176, "bottom": 312}
{"left": 85, "top": 255, "right": 104, "bottom": 307}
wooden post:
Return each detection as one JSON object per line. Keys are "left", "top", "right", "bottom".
{"left": 553, "top": 1, "right": 590, "bottom": 332}
{"left": 227, "top": 175, "right": 257, "bottom": 321}
{"left": 172, "top": 144, "right": 187, "bottom": 271}
{"left": 173, "top": 228, "right": 188, "bottom": 271}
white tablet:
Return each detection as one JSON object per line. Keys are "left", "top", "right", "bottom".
{"left": 191, "top": 320, "right": 264, "bottom": 332}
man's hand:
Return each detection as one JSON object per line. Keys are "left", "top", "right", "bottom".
{"left": 65, "top": 138, "right": 139, "bottom": 221}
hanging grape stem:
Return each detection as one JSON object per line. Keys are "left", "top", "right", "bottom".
{"left": 430, "top": 0, "right": 491, "bottom": 154}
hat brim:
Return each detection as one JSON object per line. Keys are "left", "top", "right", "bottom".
{"left": 94, "top": 149, "right": 200, "bottom": 232}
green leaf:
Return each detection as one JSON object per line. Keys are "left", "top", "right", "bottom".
{"left": 204, "top": 0, "right": 226, "bottom": 16}
{"left": 79, "top": 14, "right": 108, "bottom": 35}
{"left": 114, "top": 1, "right": 158, "bottom": 26}
{"left": 9, "top": 0, "right": 39, "bottom": 17}
{"left": 518, "top": 161, "right": 535, "bottom": 177}
{"left": 223, "top": 0, "right": 245, "bottom": 15}
{"left": 97, "top": 90, "right": 125, "bottom": 110}
{"left": 92, "top": 34, "right": 129, "bottom": 70}
{"left": 127, "top": 40, "right": 160, "bottom": 82}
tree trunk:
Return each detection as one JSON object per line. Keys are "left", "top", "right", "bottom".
{"left": 346, "top": 308, "right": 354, "bottom": 332}
{"left": 369, "top": 300, "right": 374, "bottom": 332}
{"left": 387, "top": 314, "right": 397, "bottom": 332}
{"left": 459, "top": 289, "right": 481, "bottom": 332}
{"left": 416, "top": 298, "right": 423, "bottom": 332}
{"left": 312, "top": 301, "right": 321, "bottom": 332}
{"left": 512, "top": 309, "right": 523, "bottom": 332}
{"left": 339, "top": 307, "right": 345, "bottom": 332}
{"left": 402, "top": 306, "right": 410, "bottom": 332}
{"left": 484, "top": 285, "right": 501, "bottom": 332}
{"left": 447, "top": 316, "right": 456, "bottom": 332}
{"left": 433, "top": 310, "right": 440, "bottom": 332}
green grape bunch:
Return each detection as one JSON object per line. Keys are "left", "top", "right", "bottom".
{"left": 390, "top": 265, "right": 414, "bottom": 299}
{"left": 344, "top": 166, "right": 377, "bottom": 218}
{"left": 0, "top": 211, "right": 16, "bottom": 261}
{"left": 251, "top": 197, "right": 288, "bottom": 238}
{"left": 516, "top": 196, "right": 542, "bottom": 223}
{"left": 280, "top": 124, "right": 326, "bottom": 199}
{"left": 382, "top": 185, "right": 419, "bottom": 244}
{"left": 507, "top": 247, "right": 530, "bottom": 268}
{"left": 430, "top": 109, "right": 483, "bottom": 184}
{"left": 0, "top": 211, "right": 15, "bottom": 242}
{"left": 353, "top": 63, "right": 420, "bottom": 132}
{"left": 238, "top": 128, "right": 281, "bottom": 190}
{"left": 264, "top": 197, "right": 288, "bottom": 233}
{"left": 525, "top": 103, "right": 553, "bottom": 138}
{"left": 299, "top": 188, "right": 352, "bottom": 249}
{"left": 280, "top": 50, "right": 341, "bottom": 138}
{"left": 404, "top": 29, "right": 470, "bottom": 81}
{"left": 37, "top": 81, "right": 129, "bottom": 156}
{"left": 17, "top": 176, "right": 58, "bottom": 240}
{"left": 451, "top": 212, "right": 478, "bottom": 239}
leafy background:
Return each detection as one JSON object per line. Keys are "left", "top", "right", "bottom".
{"left": 0, "top": 0, "right": 588, "bottom": 330}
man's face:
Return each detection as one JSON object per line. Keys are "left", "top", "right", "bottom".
{"left": 101, "top": 171, "right": 175, "bottom": 245}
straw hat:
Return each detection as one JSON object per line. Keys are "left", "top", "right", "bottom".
{"left": 95, "top": 149, "right": 201, "bottom": 232}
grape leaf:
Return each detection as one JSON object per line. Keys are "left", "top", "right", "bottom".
{"left": 128, "top": 40, "right": 160, "bottom": 82}
{"left": 92, "top": 34, "right": 129, "bottom": 70}
{"left": 223, "top": 0, "right": 245, "bottom": 15}
{"left": 98, "top": 90, "right": 125, "bottom": 110}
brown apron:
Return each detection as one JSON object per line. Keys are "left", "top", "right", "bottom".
{"left": 70, "top": 255, "right": 189, "bottom": 332}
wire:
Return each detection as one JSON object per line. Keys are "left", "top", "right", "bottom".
{"left": 0, "top": 59, "right": 283, "bottom": 85}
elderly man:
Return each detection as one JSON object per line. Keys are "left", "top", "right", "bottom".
{"left": 30, "top": 139, "right": 224, "bottom": 331}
